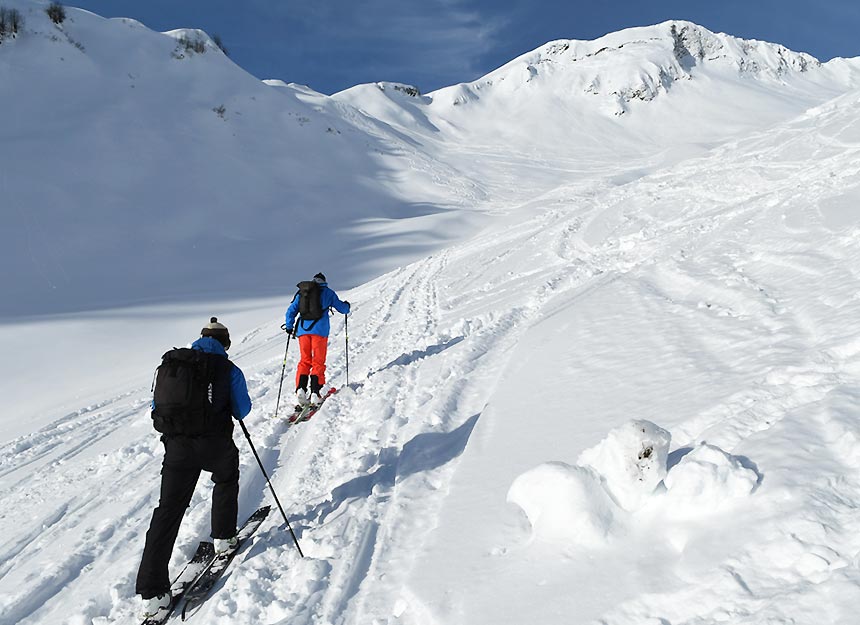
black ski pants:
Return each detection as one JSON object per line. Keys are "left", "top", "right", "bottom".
{"left": 136, "top": 434, "right": 240, "bottom": 599}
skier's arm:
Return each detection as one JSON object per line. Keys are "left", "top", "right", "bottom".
{"left": 230, "top": 365, "right": 252, "bottom": 419}
{"left": 330, "top": 291, "right": 351, "bottom": 315}
{"left": 284, "top": 293, "right": 299, "bottom": 330}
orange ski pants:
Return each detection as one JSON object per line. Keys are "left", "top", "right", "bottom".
{"left": 296, "top": 334, "right": 328, "bottom": 388}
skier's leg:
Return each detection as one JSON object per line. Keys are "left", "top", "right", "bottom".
{"left": 204, "top": 437, "right": 240, "bottom": 540}
{"left": 295, "top": 335, "right": 312, "bottom": 389}
{"left": 136, "top": 438, "right": 200, "bottom": 598}
{"left": 310, "top": 335, "right": 328, "bottom": 387}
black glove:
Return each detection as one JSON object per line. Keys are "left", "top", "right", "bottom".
{"left": 343, "top": 301, "right": 351, "bottom": 308}
{"left": 281, "top": 323, "right": 294, "bottom": 337}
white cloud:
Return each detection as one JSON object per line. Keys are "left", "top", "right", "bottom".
{"left": 274, "top": 0, "right": 509, "bottom": 89}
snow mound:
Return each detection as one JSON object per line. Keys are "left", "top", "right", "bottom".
{"left": 508, "top": 423, "right": 762, "bottom": 549}
{"left": 664, "top": 442, "right": 759, "bottom": 518}
{"left": 507, "top": 462, "right": 623, "bottom": 546}
{"left": 577, "top": 420, "right": 672, "bottom": 511}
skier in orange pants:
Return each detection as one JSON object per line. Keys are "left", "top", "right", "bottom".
{"left": 284, "top": 273, "right": 350, "bottom": 406}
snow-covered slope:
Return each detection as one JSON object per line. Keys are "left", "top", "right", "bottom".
{"left": 401, "top": 89, "right": 860, "bottom": 625}
{"left": 4, "top": 8, "right": 860, "bottom": 318}
{"left": 0, "top": 0, "right": 482, "bottom": 318}
{"left": 3, "top": 4, "right": 860, "bottom": 625}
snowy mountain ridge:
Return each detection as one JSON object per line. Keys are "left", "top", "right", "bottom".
{"left": 667, "top": 21, "right": 818, "bottom": 74}
{"left": 331, "top": 21, "right": 834, "bottom": 108}
{"left": 420, "top": 20, "right": 852, "bottom": 115}
{"left": 524, "top": 20, "right": 820, "bottom": 74}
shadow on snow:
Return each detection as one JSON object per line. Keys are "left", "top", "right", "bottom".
{"left": 301, "top": 412, "right": 480, "bottom": 526}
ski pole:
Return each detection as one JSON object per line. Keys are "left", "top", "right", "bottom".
{"left": 344, "top": 314, "right": 350, "bottom": 387}
{"left": 273, "top": 322, "right": 296, "bottom": 419}
{"left": 238, "top": 419, "right": 304, "bottom": 558}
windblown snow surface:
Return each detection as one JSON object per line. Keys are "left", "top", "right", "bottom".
{"left": 3, "top": 3, "right": 860, "bottom": 625}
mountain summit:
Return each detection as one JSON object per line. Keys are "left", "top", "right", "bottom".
{"left": 422, "top": 21, "right": 851, "bottom": 116}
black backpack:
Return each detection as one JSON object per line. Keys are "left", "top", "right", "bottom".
{"left": 296, "top": 280, "right": 325, "bottom": 325}
{"left": 151, "top": 348, "right": 230, "bottom": 436}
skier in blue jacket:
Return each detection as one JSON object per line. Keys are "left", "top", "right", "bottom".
{"left": 136, "top": 318, "right": 252, "bottom": 618}
{"left": 284, "top": 273, "right": 350, "bottom": 407}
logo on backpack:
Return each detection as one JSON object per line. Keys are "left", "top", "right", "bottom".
{"left": 296, "top": 280, "right": 325, "bottom": 328}
{"left": 151, "top": 348, "right": 228, "bottom": 436}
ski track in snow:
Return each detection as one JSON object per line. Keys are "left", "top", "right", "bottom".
{"left": 228, "top": 119, "right": 854, "bottom": 623}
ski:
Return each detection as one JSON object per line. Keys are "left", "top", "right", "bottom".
{"left": 178, "top": 505, "right": 272, "bottom": 620}
{"left": 287, "top": 387, "right": 337, "bottom": 425}
{"left": 140, "top": 541, "right": 214, "bottom": 625}
{"left": 285, "top": 404, "right": 307, "bottom": 424}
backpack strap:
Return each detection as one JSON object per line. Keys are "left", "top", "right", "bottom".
{"left": 301, "top": 318, "right": 320, "bottom": 331}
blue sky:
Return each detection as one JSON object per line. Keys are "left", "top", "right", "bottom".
{"left": 71, "top": 0, "right": 860, "bottom": 94}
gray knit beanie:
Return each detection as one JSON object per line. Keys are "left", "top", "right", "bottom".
{"left": 201, "top": 317, "right": 231, "bottom": 349}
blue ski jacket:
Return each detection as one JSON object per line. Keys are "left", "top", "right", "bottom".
{"left": 191, "top": 336, "right": 252, "bottom": 419}
{"left": 285, "top": 282, "right": 350, "bottom": 338}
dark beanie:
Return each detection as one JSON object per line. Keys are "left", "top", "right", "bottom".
{"left": 201, "top": 317, "right": 231, "bottom": 349}
{"left": 313, "top": 272, "right": 326, "bottom": 283}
